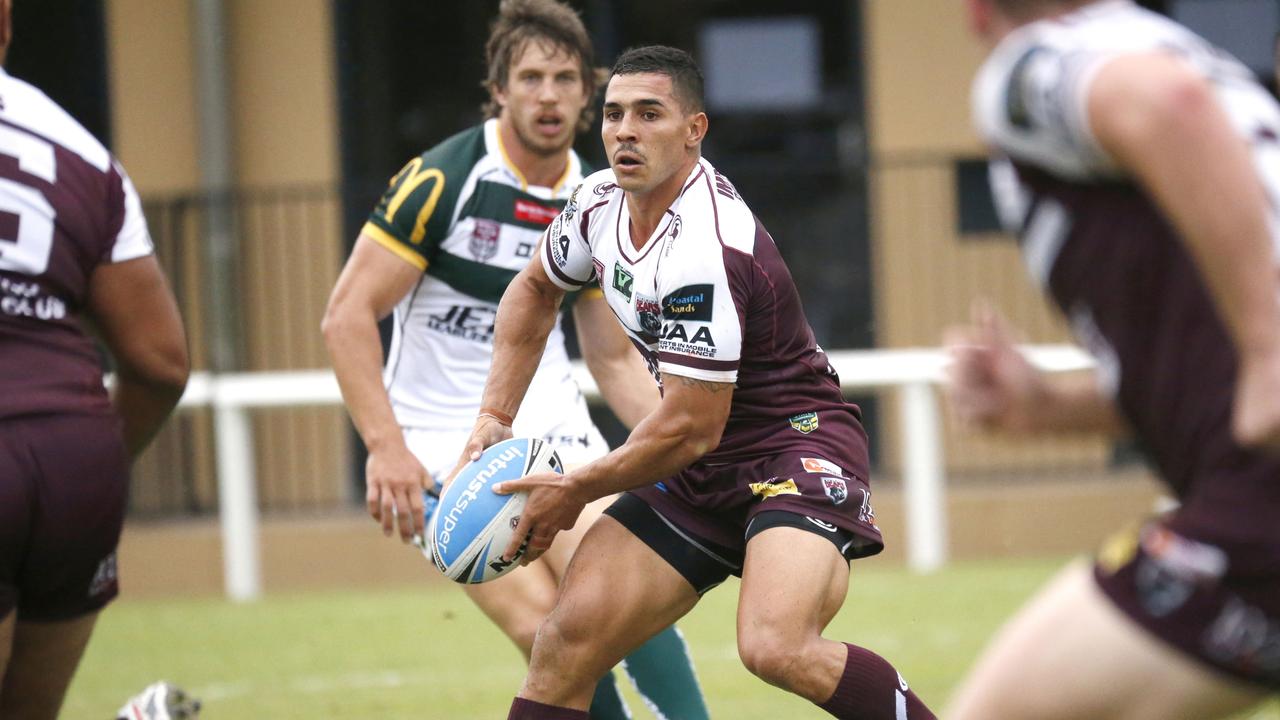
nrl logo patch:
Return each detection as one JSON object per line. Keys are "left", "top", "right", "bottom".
{"left": 789, "top": 412, "right": 819, "bottom": 434}
{"left": 612, "top": 262, "right": 634, "bottom": 300}
{"left": 749, "top": 478, "right": 800, "bottom": 500}
{"left": 469, "top": 219, "right": 500, "bottom": 262}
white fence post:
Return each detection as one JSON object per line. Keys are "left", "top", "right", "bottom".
{"left": 214, "top": 398, "right": 262, "bottom": 602}
{"left": 898, "top": 381, "right": 947, "bottom": 573}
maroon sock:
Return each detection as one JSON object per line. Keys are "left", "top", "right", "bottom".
{"left": 507, "top": 697, "right": 589, "bottom": 720}
{"left": 817, "top": 643, "right": 936, "bottom": 720}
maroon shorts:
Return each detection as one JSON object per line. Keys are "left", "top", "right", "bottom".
{"left": 618, "top": 450, "right": 884, "bottom": 591}
{"left": 0, "top": 413, "right": 128, "bottom": 621}
{"left": 1093, "top": 519, "right": 1280, "bottom": 689}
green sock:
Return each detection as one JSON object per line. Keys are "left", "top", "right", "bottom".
{"left": 588, "top": 670, "right": 629, "bottom": 720}
{"left": 621, "top": 626, "right": 710, "bottom": 720}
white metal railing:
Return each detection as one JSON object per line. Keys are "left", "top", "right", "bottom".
{"left": 177, "top": 345, "right": 1096, "bottom": 601}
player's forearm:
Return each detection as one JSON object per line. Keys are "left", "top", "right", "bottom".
{"left": 112, "top": 373, "right": 186, "bottom": 458}
{"left": 322, "top": 305, "right": 403, "bottom": 452}
{"left": 481, "top": 270, "right": 562, "bottom": 417}
{"left": 566, "top": 405, "right": 720, "bottom": 501}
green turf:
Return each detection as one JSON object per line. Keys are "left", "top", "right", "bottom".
{"left": 64, "top": 557, "right": 1280, "bottom": 719}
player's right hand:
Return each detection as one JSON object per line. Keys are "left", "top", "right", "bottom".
{"left": 365, "top": 442, "right": 430, "bottom": 543}
{"left": 943, "top": 302, "right": 1047, "bottom": 434}
{"left": 443, "top": 414, "right": 514, "bottom": 487}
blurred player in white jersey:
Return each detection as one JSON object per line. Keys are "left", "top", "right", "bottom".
{"left": 322, "top": 2, "right": 707, "bottom": 717}
{"left": 0, "top": 0, "right": 190, "bottom": 717}
{"left": 946, "top": 1, "right": 1280, "bottom": 718}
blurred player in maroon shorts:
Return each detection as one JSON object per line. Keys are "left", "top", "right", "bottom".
{"left": 0, "top": 0, "right": 189, "bottom": 716}
{"left": 946, "top": 1, "right": 1280, "bottom": 718}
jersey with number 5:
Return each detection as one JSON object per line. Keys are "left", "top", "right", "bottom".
{"left": 0, "top": 68, "right": 154, "bottom": 420}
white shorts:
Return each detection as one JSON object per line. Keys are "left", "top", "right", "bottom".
{"left": 403, "top": 401, "right": 609, "bottom": 483}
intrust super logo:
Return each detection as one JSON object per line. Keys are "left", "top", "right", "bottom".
{"left": 436, "top": 445, "right": 525, "bottom": 555}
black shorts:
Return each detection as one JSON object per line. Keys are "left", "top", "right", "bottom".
{"left": 604, "top": 492, "right": 876, "bottom": 595}
{"left": 1093, "top": 519, "right": 1280, "bottom": 689}
{"left": 0, "top": 413, "right": 129, "bottom": 621}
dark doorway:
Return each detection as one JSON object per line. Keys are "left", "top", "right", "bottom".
{"left": 6, "top": 0, "right": 111, "bottom": 146}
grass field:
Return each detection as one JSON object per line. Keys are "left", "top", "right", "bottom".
{"left": 64, "top": 556, "right": 1280, "bottom": 719}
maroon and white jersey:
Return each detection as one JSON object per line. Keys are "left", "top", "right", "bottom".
{"left": 0, "top": 68, "right": 153, "bottom": 421}
{"left": 972, "top": 1, "right": 1280, "bottom": 529}
{"left": 541, "top": 157, "right": 859, "bottom": 463}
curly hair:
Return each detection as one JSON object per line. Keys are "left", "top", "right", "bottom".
{"left": 482, "top": 0, "right": 600, "bottom": 133}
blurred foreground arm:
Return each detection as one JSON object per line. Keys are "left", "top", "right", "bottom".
{"left": 1088, "top": 53, "right": 1280, "bottom": 449}
{"left": 88, "top": 255, "right": 190, "bottom": 458}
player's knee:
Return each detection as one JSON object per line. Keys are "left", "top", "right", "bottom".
{"left": 737, "top": 630, "right": 812, "bottom": 690}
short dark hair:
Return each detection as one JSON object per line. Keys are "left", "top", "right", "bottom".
{"left": 482, "top": 0, "right": 599, "bottom": 133}
{"left": 610, "top": 45, "right": 705, "bottom": 113}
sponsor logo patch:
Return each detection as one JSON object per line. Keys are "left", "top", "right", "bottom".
{"left": 469, "top": 219, "right": 500, "bottom": 261}
{"left": 612, "top": 262, "right": 634, "bottom": 300}
{"left": 789, "top": 412, "right": 819, "bottom": 434}
{"left": 514, "top": 199, "right": 559, "bottom": 226}
{"left": 662, "top": 284, "right": 714, "bottom": 321}
{"left": 659, "top": 323, "right": 718, "bottom": 358}
{"left": 593, "top": 181, "right": 618, "bottom": 196}
{"left": 822, "top": 477, "right": 848, "bottom": 505}
{"left": 749, "top": 477, "right": 800, "bottom": 499}
{"left": 802, "top": 457, "right": 843, "bottom": 476}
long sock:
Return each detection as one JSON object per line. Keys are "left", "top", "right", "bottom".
{"left": 587, "top": 670, "right": 629, "bottom": 720}
{"left": 817, "top": 643, "right": 935, "bottom": 720}
{"left": 619, "top": 626, "right": 709, "bottom": 720}
{"left": 508, "top": 697, "right": 591, "bottom": 720}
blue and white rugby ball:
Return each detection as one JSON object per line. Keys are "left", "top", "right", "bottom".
{"left": 426, "top": 437, "right": 563, "bottom": 584}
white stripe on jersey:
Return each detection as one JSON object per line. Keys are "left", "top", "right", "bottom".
{"left": 0, "top": 68, "right": 110, "bottom": 172}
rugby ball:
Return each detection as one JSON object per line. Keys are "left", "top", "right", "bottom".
{"left": 426, "top": 437, "right": 563, "bottom": 584}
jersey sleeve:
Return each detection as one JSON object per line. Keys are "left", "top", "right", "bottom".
{"left": 362, "top": 155, "right": 453, "bottom": 271}
{"left": 973, "top": 39, "right": 1118, "bottom": 179}
{"left": 107, "top": 160, "right": 154, "bottom": 263}
{"left": 654, "top": 245, "right": 743, "bottom": 384}
{"left": 539, "top": 183, "right": 595, "bottom": 290}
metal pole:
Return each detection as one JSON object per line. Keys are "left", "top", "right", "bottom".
{"left": 191, "top": 0, "right": 239, "bottom": 371}
{"left": 899, "top": 381, "right": 948, "bottom": 573}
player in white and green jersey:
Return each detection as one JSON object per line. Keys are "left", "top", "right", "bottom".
{"left": 322, "top": 2, "right": 708, "bottom": 718}
{"left": 361, "top": 117, "right": 607, "bottom": 463}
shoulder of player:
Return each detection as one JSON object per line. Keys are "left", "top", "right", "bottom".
{"left": 676, "top": 160, "right": 757, "bottom": 256}
{"left": 570, "top": 168, "right": 622, "bottom": 230}
{"left": 413, "top": 123, "right": 489, "bottom": 183}
{"left": 0, "top": 71, "right": 112, "bottom": 174}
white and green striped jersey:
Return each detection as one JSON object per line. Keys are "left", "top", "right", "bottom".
{"left": 362, "top": 119, "right": 601, "bottom": 435}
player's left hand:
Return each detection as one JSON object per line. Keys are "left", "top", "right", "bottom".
{"left": 493, "top": 471, "right": 586, "bottom": 565}
{"left": 1233, "top": 350, "right": 1280, "bottom": 451}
